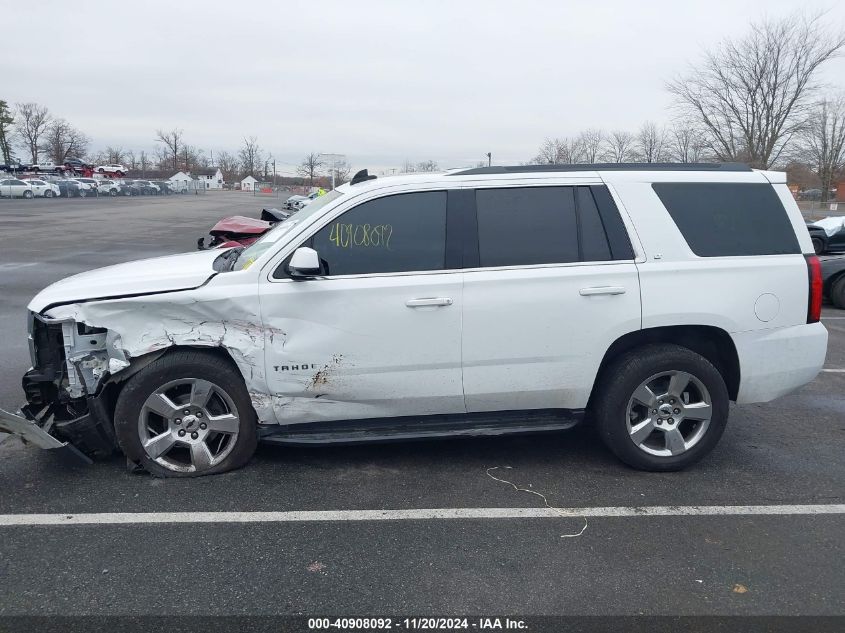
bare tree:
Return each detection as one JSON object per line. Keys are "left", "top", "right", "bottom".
{"left": 331, "top": 159, "right": 352, "bottom": 185}
{"left": 41, "top": 118, "right": 89, "bottom": 163}
{"left": 667, "top": 123, "right": 709, "bottom": 163}
{"left": 667, "top": 12, "right": 845, "bottom": 168}
{"left": 635, "top": 122, "right": 667, "bottom": 163}
{"left": 296, "top": 152, "right": 324, "bottom": 186}
{"left": 216, "top": 150, "right": 240, "bottom": 182}
{"left": 531, "top": 137, "right": 584, "bottom": 164}
{"left": 155, "top": 128, "right": 183, "bottom": 171}
{"left": 603, "top": 130, "right": 635, "bottom": 163}
{"left": 139, "top": 150, "right": 150, "bottom": 176}
{"left": 104, "top": 146, "right": 126, "bottom": 164}
{"left": 401, "top": 159, "right": 417, "bottom": 173}
{"left": 0, "top": 100, "right": 14, "bottom": 163}
{"left": 240, "top": 137, "right": 264, "bottom": 177}
{"left": 416, "top": 160, "right": 438, "bottom": 172}
{"left": 802, "top": 97, "right": 845, "bottom": 202}
{"left": 15, "top": 102, "right": 51, "bottom": 163}
{"left": 578, "top": 129, "right": 605, "bottom": 163}
{"left": 125, "top": 149, "right": 137, "bottom": 170}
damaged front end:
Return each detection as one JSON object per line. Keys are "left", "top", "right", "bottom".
{"left": 4, "top": 312, "right": 125, "bottom": 461}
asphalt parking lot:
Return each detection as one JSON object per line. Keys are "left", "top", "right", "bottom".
{"left": 0, "top": 193, "right": 843, "bottom": 621}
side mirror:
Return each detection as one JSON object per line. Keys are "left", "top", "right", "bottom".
{"left": 288, "top": 246, "right": 321, "bottom": 279}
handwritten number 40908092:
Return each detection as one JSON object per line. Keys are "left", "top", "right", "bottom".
{"left": 328, "top": 223, "right": 393, "bottom": 249}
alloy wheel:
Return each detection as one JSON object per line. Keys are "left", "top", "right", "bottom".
{"left": 626, "top": 370, "right": 713, "bottom": 457}
{"left": 137, "top": 378, "right": 241, "bottom": 473}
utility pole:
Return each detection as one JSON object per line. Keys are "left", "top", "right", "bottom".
{"left": 487, "top": 152, "right": 492, "bottom": 167}
{"left": 273, "top": 159, "right": 276, "bottom": 188}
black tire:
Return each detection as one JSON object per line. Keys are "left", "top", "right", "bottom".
{"left": 98, "top": 167, "right": 104, "bottom": 173}
{"left": 44, "top": 190, "right": 53, "bottom": 198}
{"left": 831, "top": 276, "right": 845, "bottom": 310}
{"left": 592, "top": 343, "right": 730, "bottom": 471}
{"left": 109, "top": 188, "right": 117, "bottom": 196}
{"left": 22, "top": 190, "right": 33, "bottom": 199}
{"left": 812, "top": 237, "right": 825, "bottom": 255}
{"left": 114, "top": 350, "right": 258, "bottom": 477}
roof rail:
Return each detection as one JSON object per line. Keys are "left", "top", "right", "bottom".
{"left": 350, "top": 169, "right": 377, "bottom": 185}
{"left": 447, "top": 162, "right": 752, "bottom": 176}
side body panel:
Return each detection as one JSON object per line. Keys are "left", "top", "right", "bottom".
{"left": 462, "top": 262, "right": 641, "bottom": 411}
{"left": 604, "top": 171, "right": 827, "bottom": 403}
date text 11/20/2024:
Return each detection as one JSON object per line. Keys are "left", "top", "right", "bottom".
{"left": 307, "top": 617, "right": 528, "bottom": 630}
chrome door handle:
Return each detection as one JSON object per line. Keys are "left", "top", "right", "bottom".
{"left": 579, "top": 286, "right": 626, "bottom": 296}
{"left": 406, "top": 297, "right": 453, "bottom": 307}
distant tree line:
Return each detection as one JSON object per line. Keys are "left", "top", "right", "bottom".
{"left": 528, "top": 11, "right": 845, "bottom": 202}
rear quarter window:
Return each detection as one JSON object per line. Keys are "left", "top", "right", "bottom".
{"left": 652, "top": 183, "right": 800, "bottom": 257}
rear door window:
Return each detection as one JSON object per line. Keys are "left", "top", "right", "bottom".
{"left": 652, "top": 183, "right": 800, "bottom": 256}
{"left": 475, "top": 187, "right": 580, "bottom": 267}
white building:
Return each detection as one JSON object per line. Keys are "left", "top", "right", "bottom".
{"left": 240, "top": 175, "right": 259, "bottom": 191}
{"left": 169, "top": 171, "right": 195, "bottom": 193}
{"left": 195, "top": 168, "right": 224, "bottom": 190}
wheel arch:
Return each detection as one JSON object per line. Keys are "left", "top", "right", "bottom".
{"left": 589, "top": 325, "right": 741, "bottom": 405}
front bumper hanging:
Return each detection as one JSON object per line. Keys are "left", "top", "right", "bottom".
{"left": 0, "top": 407, "right": 92, "bottom": 464}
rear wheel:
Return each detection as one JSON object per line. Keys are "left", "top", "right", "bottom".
{"left": 44, "top": 190, "right": 54, "bottom": 198}
{"left": 593, "top": 344, "right": 729, "bottom": 471}
{"left": 114, "top": 351, "right": 258, "bottom": 477}
{"left": 78, "top": 189, "right": 87, "bottom": 198}
{"left": 812, "top": 237, "right": 825, "bottom": 255}
{"left": 109, "top": 188, "right": 118, "bottom": 196}
{"left": 98, "top": 168, "right": 104, "bottom": 173}
{"left": 831, "top": 276, "right": 845, "bottom": 310}
{"left": 22, "top": 190, "right": 33, "bottom": 199}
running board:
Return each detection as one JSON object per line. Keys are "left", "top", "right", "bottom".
{"left": 259, "top": 409, "right": 583, "bottom": 446}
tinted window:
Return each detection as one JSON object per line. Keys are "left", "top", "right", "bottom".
{"left": 653, "top": 183, "right": 800, "bottom": 256}
{"left": 576, "top": 187, "right": 612, "bottom": 261}
{"left": 309, "top": 191, "right": 447, "bottom": 275}
{"left": 476, "top": 187, "right": 579, "bottom": 267}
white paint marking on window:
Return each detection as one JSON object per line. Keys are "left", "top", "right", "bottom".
{"left": 0, "top": 505, "right": 842, "bottom": 527}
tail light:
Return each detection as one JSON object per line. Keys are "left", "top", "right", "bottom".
{"left": 806, "top": 254, "right": 822, "bottom": 324}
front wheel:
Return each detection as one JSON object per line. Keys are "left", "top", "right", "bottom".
{"left": 110, "top": 189, "right": 118, "bottom": 196}
{"left": 44, "top": 190, "right": 54, "bottom": 198}
{"left": 22, "top": 190, "right": 33, "bottom": 199}
{"left": 812, "top": 237, "right": 825, "bottom": 255}
{"left": 592, "top": 344, "right": 729, "bottom": 471}
{"left": 78, "top": 189, "right": 87, "bottom": 198}
{"left": 830, "top": 276, "right": 845, "bottom": 310}
{"left": 114, "top": 351, "right": 258, "bottom": 477}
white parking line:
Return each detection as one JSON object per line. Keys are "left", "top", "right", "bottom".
{"left": 0, "top": 505, "right": 842, "bottom": 526}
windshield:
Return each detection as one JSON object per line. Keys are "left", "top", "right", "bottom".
{"left": 233, "top": 189, "right": 344, "bottom": 271}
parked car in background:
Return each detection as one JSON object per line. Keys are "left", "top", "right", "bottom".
{"left": 63, "top": 157, "right": 91, "bottom": 173}
{"left": 29, "top": 161, "right": 64, "bottom": 174}
{"left": 120, "top": 181, "right": 141, "bottom": 196}
{"left": 21, "top": 178, "right": 61, "bottom": 198}
{"left": 152, "top": 181, "right": 172, "bottom": 194}
{"left": 76, "top": 178, "right": 102, "bottom": 193}
{"left": 0, "top": 178, "right": 34, "bottom": 198}
{"left": 95, "top": 164, "right": 128, "bottom": 177}
{"left": 55, "top": 180, "right": 82, "bottom": 198}
{"left": 821, "top": 255, "right": 845, "bottom": 309}
{"left": 806, "top": 218, "right": 845, "bottom": 255}
{"left": 63, "top": 178, "right": 96, "bottom": 197}
{"left": 0, "top": 160, "right": 31, "bottom": 174}
{"left": 283, "top": 194, "right": 307, "bottom": 210}
{"left": 97, "top": 180, "right": 122, "bottom": 196}
{"left": 133, "top": 180, "right": 159, "bottom": 195}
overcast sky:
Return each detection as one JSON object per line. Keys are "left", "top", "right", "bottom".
{"left": 2, "top": 0, "right": 844, "bottom": 174}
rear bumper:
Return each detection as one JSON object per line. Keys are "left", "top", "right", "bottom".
{"left": 734, "top": 322, "right": 828, "bottom": 404}
{"left": 0, "top": 407, "right": 92, "bottom": 464}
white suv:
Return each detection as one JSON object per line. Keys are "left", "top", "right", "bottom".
{"left": 1, "top": 164, "right": 827, "bottom": 477}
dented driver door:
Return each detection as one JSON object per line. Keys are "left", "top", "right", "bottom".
{"left": 258, "top": 190, "right": 465, "bottom": 425}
